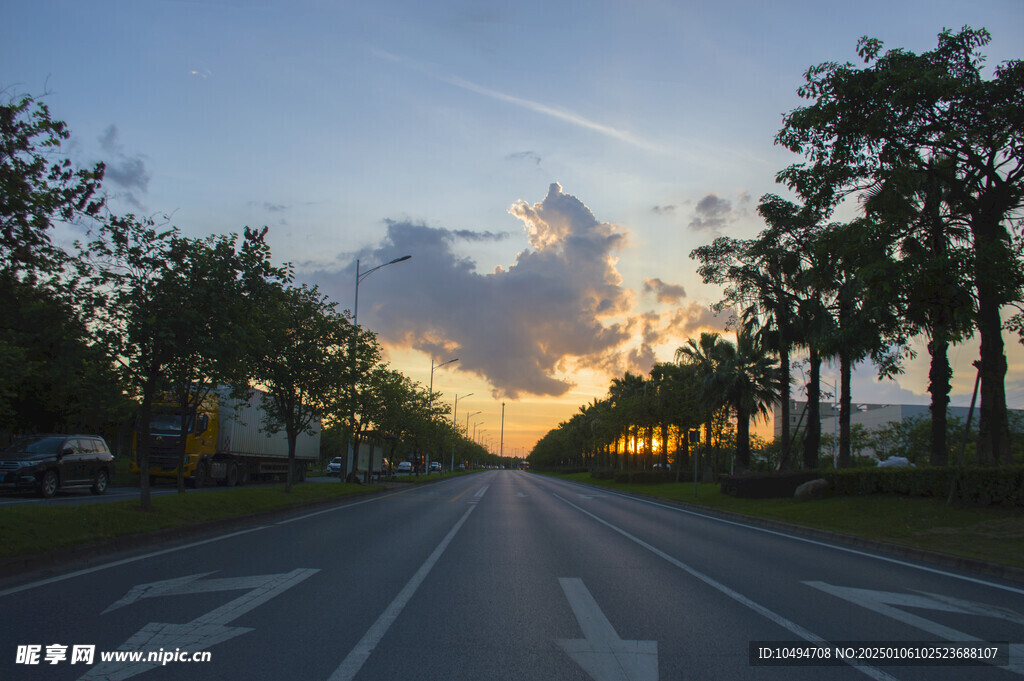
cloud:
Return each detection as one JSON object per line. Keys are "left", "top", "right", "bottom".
{"left": 98, "top": 125, "right": 150, "bottom": 209}
{"left": 374, "top": 50, "right": 657, "bottom": 152}
{"left": 651, "top": 204, "right": 676, "bottom": 215}
{"left": 688, "top": 193, "right": 733, "bottom": 233}
{"left": 643, "top": 277, "right": 686, "bottom": 304}
{"left": 307, "top": 183, "right": 634, "bottom": 399}
{"left": 507, "top": 150, "right": 542, "bottom": 166}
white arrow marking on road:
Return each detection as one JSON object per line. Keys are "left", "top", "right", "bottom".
{"left": 577, "top": 493, "right": 605, "bottom": 499}
{"left": 556, "top": 577, "right": 659, "bottom": 681}
{"left": 806, "top": 582, "right": 1024, "bottom": 676}
{"left": 80, "top": 568, "right": 318, "bottom": 681}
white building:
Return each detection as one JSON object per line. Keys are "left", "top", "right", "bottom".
{"left": 773, "top": 400, "right": 979, "bottom": 459}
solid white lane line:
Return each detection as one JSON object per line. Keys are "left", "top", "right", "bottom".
{"left": 539, "top": 476, "right": 1024, "bottom": 596}
{"left": 328, "top": 489, "right": 486, "bottom": 681}
{"left": 0, "top": 488, "right": 410, "bottom": 597}
{"left": 0, "top": 526, "right": 267, "bottom": 598}
{"left": 553, "top": 493, "right": 900, "bottom": 681}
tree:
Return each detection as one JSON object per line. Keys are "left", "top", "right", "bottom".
{"left": 811, "top": 219, "right": 900, "bottom": 467}
{"left": 691, "top": 195, "right": 808, "bottom": 469}
{"left": 675, "top": 332, "right": 732, "bottom": 475}
{"left": 84, "top": 215, "right": 186, "bottom": 511}
{"left": 161, "top": 227, "right": 287, "bottom": 491}
{"left": 715, "top": 327, "right": 778, "bottom": 471}
{"left": 608, "top": 372, "right": 648, "bottom": 472}
{"left": 862, "top": 157, "right": 976, "bottom": 465}
{"left": 1, "top": 93, "right": 104, "bottom": 280}
{"left": 253, "top": 283, "right": 346, "bottom": 492}
{"left": 777, "top": 27, "right": 1024, "bottom": 464}
{"left": 1, "top": 93, "right": 111, "bottom": 431}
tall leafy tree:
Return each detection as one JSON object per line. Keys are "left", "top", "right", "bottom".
{"left": 253, "top": 283, "right": 347, "bottom": 492}
{"left": 84, "top": 215, "right": 185, "bottom": 511}
{"left": 1, "top": 93, "right": 104, "bottom": 280}
{"left": 863, "top": 158, "right": 976, "bottom": 465}
{"left": 1, "top": 93, "right": 111, "bottom": 431}
{"left": 777, "top": 27, "right": 1024, "bottom": 465}
{"left": 161, "top": 228, "right": 287, "bottom": 491}
{"left": 691, "top": 194, "right": 808, "bottom": 469}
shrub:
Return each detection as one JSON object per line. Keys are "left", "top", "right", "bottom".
{"left": 823, "top": 466, "right": 1024, "bottom": 506}
{"left": 613, "top": 470, "right": 674, "bottom": 484}
{"left": 719, "top": 471, "right": 821, "bottom": 498}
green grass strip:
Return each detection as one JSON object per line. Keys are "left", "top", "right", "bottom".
{"left": 0, "top": 482, "right": 377, "bottom": 560}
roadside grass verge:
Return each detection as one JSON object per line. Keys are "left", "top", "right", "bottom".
{"left": 545, "top": 472, "right": 1024, "bottom": 570}
{"left": 0, "top": 482, "right": 377, "bottom": 560}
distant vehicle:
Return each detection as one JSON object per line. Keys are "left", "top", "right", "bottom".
{"left": 457, "top": 463, "right": 467, "bottom": 471}
{"left": 396, "top": 461, "right": 413, "bottom": 473}
{"left": 132, "top": 386, "right": 320, "bottom": 487}
{"left": 429, "top": 461, "right": 441, "bottom": 472}
{"left": 1, "top": 435, "right": 115, "bottom": 498}
{"left": 877, "top": 456, "right": 914, "bottom": 468}
{"left": 326, "top": 457, "right": 344, "bottom": 476}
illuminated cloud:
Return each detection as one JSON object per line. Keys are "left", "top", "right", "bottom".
{"left": 308, "top": 183, "right": 634, "bottom": 398}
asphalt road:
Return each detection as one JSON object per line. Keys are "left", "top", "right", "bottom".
{"left": 1, "top": 470, "right": 1022, "bottom": 680}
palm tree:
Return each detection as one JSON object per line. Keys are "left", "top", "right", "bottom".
{"left": 715, "top": 327, "right": 778, "bottom": 470}
{"left": 675, "top": 332, "right": 730, "bottom": 475}
{"left": 608, "top": 372, "right": 647, "bottom": 472}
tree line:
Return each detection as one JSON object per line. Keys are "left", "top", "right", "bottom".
{"left": 530, "top": 27, "right": 1023, "bottom": 474}
{"left": 0, "top": 91, "right": 491, "bottom": 511}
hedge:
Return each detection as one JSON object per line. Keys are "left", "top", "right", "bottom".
{"left": 823, "top": 466, "right": 1024, "bottom": 506}
{"left": 719, "top": 471, "right": 821, "bottom": 498}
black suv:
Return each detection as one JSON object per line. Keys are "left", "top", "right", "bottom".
{"left": 0, "top": 435, "right": 116, "bottom": 498}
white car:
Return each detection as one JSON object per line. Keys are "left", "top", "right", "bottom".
{"left": 396, "top": 461, "right": 413, "bottom": 473}
{"left": 877, "top": 456, "right": 914, "bottom": 468}
{"left": 326, "top": 457, "right": 344, "bottom": 475}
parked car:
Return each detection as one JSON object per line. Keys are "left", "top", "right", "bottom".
{"left": 396, "top": 461, "right": 413, "bottom": 473}
{"left": 0, "top": 434, "right": 115, "bottom": 498}
{"left": 877, "top": 456, "right": 914, "bottom": 468}
{"left": 326, "top": 457, "right": 344, "bottom": 476}
{"left": 429, "top": 461, "right": 441, "bottom": 472}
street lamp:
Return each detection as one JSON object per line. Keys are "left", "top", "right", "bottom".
{"left": 452, "top": 393, "right": 473, "bottom": 472}
{"left": 426, "top": 357, "right": 458, "bottom": 474}
{"left": 464, "top": 410, "right": 481, "bottom": 471}
{"left": 353, "top": 255, "right": 411, "bottom": 328}
{"left": 347, "top": 255, "right": 411, "bottom": 478}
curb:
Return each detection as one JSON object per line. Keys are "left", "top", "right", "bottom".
{"left": 0, "top": 484, "right": 392, "bottom": 580}
{"left": 559, "top": 477, "right": 1024, "bottom": 586}
{"left": 0, "top": 473, "right": 462, "bottom": 581}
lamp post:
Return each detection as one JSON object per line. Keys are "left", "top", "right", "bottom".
{"left": 499, "top": 402, "right": 505, "bottom": 461}
{"left": 347, "top": 255, "right": 411, "bottom": 478}
{"left": 464, "top": 411, "right": 481, "bottom": 470}
{"left": 452, "top": 393, "right": 473, "bottom": 473}
{"left": 426, "top": 357, "right": 458, "bottom": 474}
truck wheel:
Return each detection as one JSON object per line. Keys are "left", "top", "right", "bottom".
{"left": 226, "top": 462, "right": 239, "bottom": 487}
{"left": 191, "top": 463, "right": 207, "bottom": 488}
{"left": 91, "top": 469, "right": 109, "bottom": 495}
{"left": 40, "top": 470, "right": 59, "bottom": 498}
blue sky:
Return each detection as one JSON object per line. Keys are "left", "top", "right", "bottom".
{"left": 4, "top": 0, "right": 1023, "bottom": 450}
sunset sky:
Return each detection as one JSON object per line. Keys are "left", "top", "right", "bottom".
{"left": 4, "top": 0, "right": 1023, "bottom": 455}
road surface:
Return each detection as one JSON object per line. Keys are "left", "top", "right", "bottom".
{"left": 1, "top": 470, "right": 1021, "bottom": 680}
